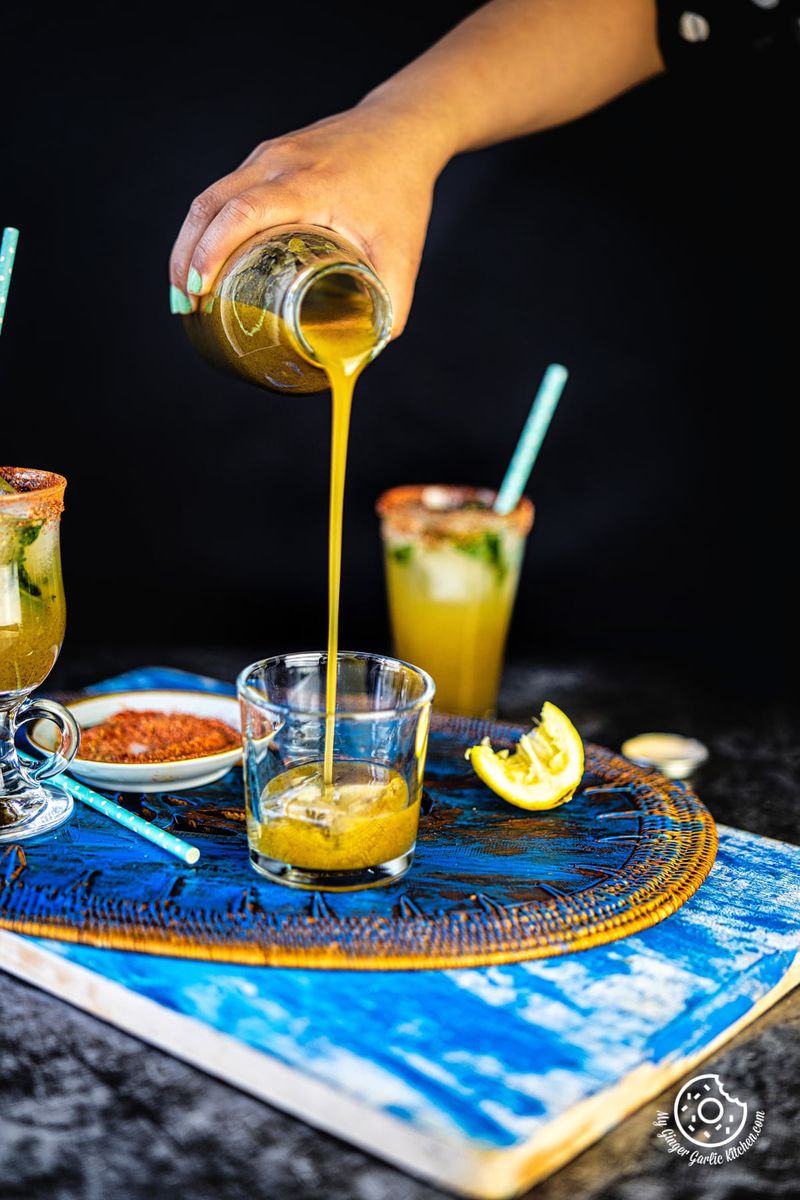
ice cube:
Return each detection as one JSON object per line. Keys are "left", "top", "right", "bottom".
{"left": 0, "top": 563, "right": 21, "bottom": 627}
{"left": 418, "top": 545, "right": 494, "bottom": 603}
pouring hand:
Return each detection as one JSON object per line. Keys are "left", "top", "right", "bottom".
{"left": 169, "top": 102, "right": 450, "bottom": 338}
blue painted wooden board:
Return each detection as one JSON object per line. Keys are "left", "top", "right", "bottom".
{"left": 0, "top": 669, "right": 798, "bottom": 1197}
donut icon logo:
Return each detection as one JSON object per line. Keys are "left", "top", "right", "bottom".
{"left": 674, "top": 1074, "right": 748, "bottom": 1147}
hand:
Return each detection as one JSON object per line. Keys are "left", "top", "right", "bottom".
{"left": 169, "top": 0, "right": 663, "bottom": 334}
{"left": 169, "top": 101, "right": 451, "bottom": 337}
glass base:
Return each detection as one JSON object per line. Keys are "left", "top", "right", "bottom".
{"left": 0, "top": 783, "right": 74, "bottom": 842}
{"left": 249, "top": 846, "right": 414, "bottom": 891}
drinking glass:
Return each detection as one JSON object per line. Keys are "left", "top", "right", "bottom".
{"left": 0, "top": 467, "right": 79, "bottom": 840}
{"left": 377, "top": 485, "right": 535, "bottom": 718}
{"left": 238, "top": 651, "right": 434, "bottom": 890}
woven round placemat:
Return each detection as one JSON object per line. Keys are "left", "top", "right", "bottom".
{"left": 0, "top": 712, "right": 717, "bottom": 969}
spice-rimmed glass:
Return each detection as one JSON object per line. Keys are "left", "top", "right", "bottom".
{"left": 238, "top": 652, "right": 434, "bottom": 891}
{"left": 0, "top": 467, "right": 79, "bottom": 840}
{"left": 377, "top": 485, "right": 534, "bottom": 718}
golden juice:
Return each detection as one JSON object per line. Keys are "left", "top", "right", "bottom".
{"left": 378, "top": 486, "right": 534, "bottom": 718}
{"left": 249, "top": 759, "right": 417, "bottom": 876}
{"left": 185, "top": 232, "right": 385, "bottom": 785}
{"left": 182, "top": 227, "right": 389, "bottom": 786}
{"left": 181, "top": 226, "right": 390, "bottom": 395}
{"left": 297, "top": 277, "right": 378, "bottom": 784}
{"left": 0, "top": 471, "right": 67, "bottom": 694}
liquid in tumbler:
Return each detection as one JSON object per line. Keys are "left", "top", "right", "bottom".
{"left": 378, "top": 486, "right": 534, "bottom": 717}
{"left": 249, "top": 760, "right": 418, "bottom": 873}
{"left": 239, "top": 652, "right": 433, "bottom": 891}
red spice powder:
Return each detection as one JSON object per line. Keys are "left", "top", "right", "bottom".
{"left": 78, "top": 710, "right": 240, "bottom": 763}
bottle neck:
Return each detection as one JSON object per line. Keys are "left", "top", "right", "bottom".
{"left": 282, "top": 261, "right": 393, "bottom": 368}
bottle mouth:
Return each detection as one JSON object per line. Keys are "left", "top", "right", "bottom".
{"left": 283, "top": 262, "right": 393, "bottom": 368}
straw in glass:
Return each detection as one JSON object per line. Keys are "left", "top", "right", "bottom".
{"left": 494, "top": 363, "right": 569, "bottom": 515}
{"left": 0, "top": 227, "right": 20, "bottom": 493}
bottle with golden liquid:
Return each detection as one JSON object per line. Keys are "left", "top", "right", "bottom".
{"left": 180, "top": 224, "right": 392, "bottom": 393}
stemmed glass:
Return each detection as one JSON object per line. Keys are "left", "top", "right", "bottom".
{"left": 0, "top": 467, "right": 79, "bottom": 840}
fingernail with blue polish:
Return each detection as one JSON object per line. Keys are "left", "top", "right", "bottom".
{"left": 186, "top": 266, "right": 203, "bottom": 295}
{"left": 170, "top": 285, "right": 193, "bottom": 315}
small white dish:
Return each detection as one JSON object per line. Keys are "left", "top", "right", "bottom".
{"left": 621, "top": 732, "right": 709, "bottom": 780}
{"left": 31, "top": 689, "right": 242, "bottom": 793}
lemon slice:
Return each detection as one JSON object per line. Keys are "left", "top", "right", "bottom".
{"left": 466, "top": 701, "right": 584, "bottom": 810}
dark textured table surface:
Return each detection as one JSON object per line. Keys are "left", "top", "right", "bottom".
{"left": 1, "top": 649, "right": 797, "bottom": 1200}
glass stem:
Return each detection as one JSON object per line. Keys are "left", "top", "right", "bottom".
{"left": 0, "top": 694, "right": 29, "bottom": 810}
{"left": 0, "top": 696, "right": 22, "bottom": 762}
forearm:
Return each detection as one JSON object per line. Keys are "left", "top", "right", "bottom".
{"left": 361, "top": 0, "right": 664, "bottom": 162}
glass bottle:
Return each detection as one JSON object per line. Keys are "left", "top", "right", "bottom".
{"left": 180, "top": 225, "right": 393, "bottom": 393}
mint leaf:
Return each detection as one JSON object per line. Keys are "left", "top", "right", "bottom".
{"left": 389, "top": 544, "right": 413, "bottom": 565}
{"left": 18, "top": 520, "right": 43, "bottom": 548}
{"left": 17, "top": 557, "right": 41, "bottom": 598}
{"left": 16, "top": 520, "right": 45, "bottom": 599}
{"left": 456, "top": 532, "right": 508, "bottom": 583}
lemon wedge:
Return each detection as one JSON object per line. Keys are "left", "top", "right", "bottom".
{"left": 466, "top": 701, "right": 584, "bottom": 810}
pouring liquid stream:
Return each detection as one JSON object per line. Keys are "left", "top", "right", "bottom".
{"left": 299, "top": 282, "right": 379, "bottom": 787}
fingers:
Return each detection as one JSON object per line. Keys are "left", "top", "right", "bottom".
{"left": 366, "top": 237, "right": 422, "bottom": 340}
{"left": 182, "top": 186, "right": 304, "bottom": 300}
{"left": 377, "top": 263, "right": 413, "bottom": 339}
{"left": 169, "top": 167, "right": 264, "bottom": 309}
{"left": 167, "top": 118, "right": 432, "bottom": 338}
{"left": 170, "top": 187, "right": 228, "bottom": 303}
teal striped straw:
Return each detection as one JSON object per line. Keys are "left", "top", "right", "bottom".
{"left": 0, "top": 227, "right": 19, "bottom": 337}
{"left": 20, "top": 752, "right": 201, "bottom": 865}
{"left": 494, "top": 363, "right": 569, "bottom": 515}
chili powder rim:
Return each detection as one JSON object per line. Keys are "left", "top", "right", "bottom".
{"left": 376, "top": 484, "right": 534, "bottom": 540}
{"left": 0, "top": 466, "right": 66, "bottom": 520}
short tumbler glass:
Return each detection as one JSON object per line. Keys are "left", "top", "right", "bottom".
{"left": 238, "top": 652, "right": 434, "bottom": 891}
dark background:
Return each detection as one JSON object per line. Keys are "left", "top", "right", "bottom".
{"left": 1, "top": 15, "right": 798, "bottom": 1199}
{"left": 2, "top": 4, "right": 793, "bottom": 695}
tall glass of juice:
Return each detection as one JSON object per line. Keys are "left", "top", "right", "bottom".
{"left": 377, "top": 486, "right": 534, "bottom": 718}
